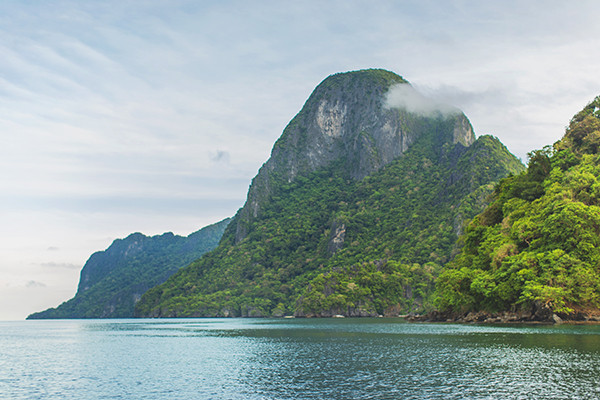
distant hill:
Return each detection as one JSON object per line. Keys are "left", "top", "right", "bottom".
{"left": 434, "top": 95, "right": 600, "bottom": 322}
{"left": 135, "top": 69, "right": 524, "bottom": 318}
{"left": 27, "top": 218, "right": 230, "bottom": 319}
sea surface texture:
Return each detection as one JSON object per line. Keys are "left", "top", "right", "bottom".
{"left": 1, "top": 318, "right": 599, "bottom": 399}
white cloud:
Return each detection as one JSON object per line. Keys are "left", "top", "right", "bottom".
{"left": 384, "top": 83, "right": 460, "bottom": 117}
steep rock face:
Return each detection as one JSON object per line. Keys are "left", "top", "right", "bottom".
{"left": 27, "top": 218, "right": 230, "bottom": 319}
{"left": 234, "top": 69, "right": 475, "bottom": 242}
{"left": 135, "top": 69, "right": 524, "bottom": 318}
{"left": 77, "top": 232, "right": 150, "bottom": 294}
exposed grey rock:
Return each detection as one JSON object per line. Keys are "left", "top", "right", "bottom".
{"left": 552, "top": 314, "right": 563, "bottom": 324}
{"left": 233, "top": 69, "right": 475, "bottom": 243}
{"left": 327, "top": 220, "right": 346, "bottom": 254}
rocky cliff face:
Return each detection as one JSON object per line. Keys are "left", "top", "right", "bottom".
{"left": 234, "top": 69, "right": 475, "bottom": 242}
{"left": 77, "top": 232, "right": 149, "bottom": 294}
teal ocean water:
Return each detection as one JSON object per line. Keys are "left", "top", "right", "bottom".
{"left": 1, "top": 318, "right": 599, "bottom": 399}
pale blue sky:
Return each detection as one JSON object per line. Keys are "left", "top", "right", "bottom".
{"left": 2, "top": 0, "right": 600, "bottom": 319}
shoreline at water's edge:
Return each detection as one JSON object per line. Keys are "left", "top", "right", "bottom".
{"left": 24, "top": 304, "right": 600, "bottom": 324}
{"left": 19, "top": 314, "right": 600, "bottom": 324}
{"left": 406, "top": 309, "right": 600, "bottom": 325}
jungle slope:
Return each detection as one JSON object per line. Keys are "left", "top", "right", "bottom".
{"left": 432, "top": 96, "right": 600, "bottom": 323}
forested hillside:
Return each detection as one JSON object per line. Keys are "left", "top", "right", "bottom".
{"left": 434, "top": 96, "right": 600, "bottom": 321}
{"left": 27, "top": 218, "right": 230, "bottom": 319}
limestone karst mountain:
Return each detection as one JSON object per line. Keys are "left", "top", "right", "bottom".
{"left": 135, "top": 69, "right": 524, "bottom": 318}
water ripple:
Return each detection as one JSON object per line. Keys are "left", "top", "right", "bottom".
{"left": 1, "top": 319, "right": 599, "bottom": 399}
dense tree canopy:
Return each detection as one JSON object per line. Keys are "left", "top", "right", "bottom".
{"left": 435, "top": 96, "right": 600, "bottom": 317}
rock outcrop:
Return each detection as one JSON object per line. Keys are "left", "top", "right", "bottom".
{"left": 234, "top": 69, "right": 475, "bottom": 243}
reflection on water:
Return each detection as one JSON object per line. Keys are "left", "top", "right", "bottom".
{"left": 1, "top": 318, "right": 599, "bottom": 399}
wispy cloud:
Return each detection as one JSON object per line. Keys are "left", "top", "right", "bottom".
{"left": 211, "top": 150, "right": 231, "bottom": 164}
{"left": 39, "top": 262, "right": 80, "bottom": 270}
{"left": 26, "top": 280, "right": 47, "bottom": 288}
{"left": 384, "top": 83, "right": 459, "bottom": 117}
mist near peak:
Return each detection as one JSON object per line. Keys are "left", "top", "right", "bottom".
{"left": 384, "top": 83, "right": 460, "bottom": 118}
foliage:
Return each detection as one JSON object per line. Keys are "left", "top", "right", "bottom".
{"left": 319, "top": 69, "right": 408, "bottom": 91}
{"left": 298, "top": 261, "right": 441, "bottom": 316}
{"left": 556, "top": 95, "right": 600, "bottom": 155}
{"left": 435, "top": 97, "right": 600, "bottom": 316}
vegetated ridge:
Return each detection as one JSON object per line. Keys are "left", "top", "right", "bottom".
{"left": 27, "top": 218, "right": 230, "bottom": 319}
{"left": 432, "top": 96, "right": 600, "bottom": 323}
{"left": 135, "top": 69, "right": 524, "bottom": 318}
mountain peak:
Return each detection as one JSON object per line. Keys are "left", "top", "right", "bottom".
{"left": 315, "top": 68, "right": 407, "bottom": 91}
{"left": 234, "top": 69, "right": 475, "bottom": 242}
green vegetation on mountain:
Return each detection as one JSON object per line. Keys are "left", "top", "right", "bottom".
{"left": 135, "top": 70, "right": 524, "bottom": 318}
{"left": 27, "top": 218, "right": 230, "bottom": 319}
{"left": 434, "top": 96, "right": 600, "bottom": 318}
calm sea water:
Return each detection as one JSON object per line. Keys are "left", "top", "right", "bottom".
{"left": 1, "top": 318, "right": 599, "bottom": 399}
